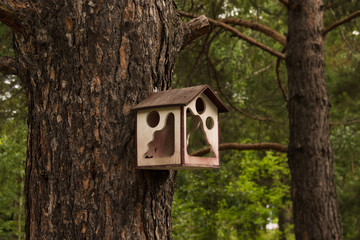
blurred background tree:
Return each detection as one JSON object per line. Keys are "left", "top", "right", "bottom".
{"left": 0, "top": 22, "right": 26, "bottom": 240}
{"left": 172, "top": 0, "right": 359, "bottom": 239}
{"left": 0, "top": 0, "right": 359, "bottom": 239}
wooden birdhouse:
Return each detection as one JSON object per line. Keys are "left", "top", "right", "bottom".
{"left": 133, "top": 85, "right": 229, "bottom": 169}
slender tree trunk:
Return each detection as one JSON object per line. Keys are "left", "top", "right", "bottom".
{"left": 286, "top": 0, "right": 343, "bottom": 239}
{"left": 12, "top": 1, "right": 186, "bottom": 239}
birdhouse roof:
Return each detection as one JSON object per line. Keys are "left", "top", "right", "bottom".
{"left": 133, "top": 85, "right": 229, "bottom": 113}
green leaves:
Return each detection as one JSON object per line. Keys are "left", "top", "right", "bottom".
{"left": 0, "top": 121, "right": 26, "bottom": 239}
{"left": 172, "top": 150, "right": 291, "bottom": 239}
{"left": 0, "top": 23, "right": 26, "bottom": 238}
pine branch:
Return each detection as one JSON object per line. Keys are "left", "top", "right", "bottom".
{"left": 330, "top": 119, "right": 360, "bottom": 126}
{"left": 0, "top": 3, "right": 27, "bottom": 37}
{"left": 185, "top": 31, "right": 221, "bottom": 87}
{"left": 327, "top": 8, "right": 358, "bottom": 53}
{"left": 0, "top": 56, "right": 17, "bottom": 75}
{"left": 220, "top": 18, "right": 286, "bottom": 46}
{"left": 191, "top": 142, "right": 288, "bottom": 156}
{"left": 276, "top": 47, "right": 288, "bottom": 102}
{"left": 206, "top": 51, "right": 273, "bottom": 122}
{"left": 178, "top": 10, "right": 286, "bottom": 59}
{"left": 323, "top": 10, "right": 360, "bottom": 36}
{"left": 184, "top": 15, "right": 210, "bottom": 46}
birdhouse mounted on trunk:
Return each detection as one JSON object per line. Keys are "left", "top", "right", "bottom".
{"left": 133, "top": 85, "right": 229, "bottom": 169}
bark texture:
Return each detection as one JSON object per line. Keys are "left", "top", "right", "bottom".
{"left": 286, "top": 0, "right": 343, "bottom": 239}
{"left": 12, "top": 0, "right": 186, "bottom": 239}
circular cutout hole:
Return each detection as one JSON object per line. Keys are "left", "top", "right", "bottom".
{"left": 146, "top": 110, "right": 160, "bottom": 128}
{"left": 206, "top": 117, "right": 214, "bottom": 130}
{"left": 195, "top": 97, "right": 205, "bottom": 114}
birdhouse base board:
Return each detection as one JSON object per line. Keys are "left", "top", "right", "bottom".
{"left": 136, "top": 164, "right": 220, "bottom": 170}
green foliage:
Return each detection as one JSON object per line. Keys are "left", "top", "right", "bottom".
{"left": 0, "top": 75, "right": 27, "bottom": 131}
{"left": 256, "top": 229, "right": 295, "bottom": 240}
{"left": 172, "top": 151, "right": 292, "bottom": 239}
{"left": 173, "top": 2, "right": 292, "bottom": 237}
{"left": 0, "top": 121, "right": 26, "bottom": 240}
{"left": 0, "top": 23, "right": 27, "bottom": 131}
{"left": 173, "top": 0, "right": 360, "bottom": 239}
{"left": 0, "top": 23, "right": 26, "bottom": 239}
{"left": 332, "top": 126, "right": 360, "bottom": 240}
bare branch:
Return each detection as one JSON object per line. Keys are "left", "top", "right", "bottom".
{"left": 191, "top": 142, "right": 288, "bottom": 156}
{"left": 184, "top": 15, "right": 210, "bottom": 46}
{"left": 206, "top": 51, "right": 273, "bottom": 121}
{"left": 278, "top": 0, "right": 289, "bottom": 8}
{"left": 185, "top": 31, "right": 221, "bottom": 87}
{"left": 0, "top": 56, "right": 17, "bottom": 75}
{"left": 323, "top": 10, "right": 360, "bottom": 36}
{"left": 178, "top": 10, "right": 286, "bottom": 59}
{"left": 276, "top": 47, "right": 288, "bottom": 102}
{"left": 330, "top": 119, "right": 360, "bottom": 126}
{"left": 327, "top": 8, "right": 359, "bottom": 53}
{"left": 220, "top": 18, "right": 286, "bottom": 46}
{"left": 0, "top": 3, "right": 27, "bottom": 37}
{"left": 185, "top": 35, "right": 209, "bottom": 87}
{"left": 325, "top": 1, "right": 341, "bottom": 10}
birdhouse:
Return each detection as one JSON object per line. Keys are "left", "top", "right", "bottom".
{"left": 133, "top": 85, "right": 229, "bottom": 169}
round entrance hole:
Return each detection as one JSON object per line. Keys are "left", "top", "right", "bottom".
{"left": 195, "top": 97, "right": 205, "bottom": 114}
{"left": 146, "top": 110, "right": 160, "bottom": 128}
{"left": 206, "top": 117, "right": 214, "bottom": 130}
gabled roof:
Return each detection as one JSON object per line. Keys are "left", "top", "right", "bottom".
{"left": 133, "top": 85, "right": 229, "bottom": 113}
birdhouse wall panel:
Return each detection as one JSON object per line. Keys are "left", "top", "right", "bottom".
{"left": 184, "top": 156, "right": 219, "bottom": 166}
{"left": 183, "top": 93, "right": 220, "bottom": 167}
{"left": 136, "top": 107, "right": 181, "bottom": 167}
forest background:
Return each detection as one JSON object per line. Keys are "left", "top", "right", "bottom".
{"left": 0, "top": 0, "right": 359, "bottom": 239}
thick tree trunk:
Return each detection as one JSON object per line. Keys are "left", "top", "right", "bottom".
{"left": 286, "top": 0, "right": 343, "bottom": 239}
{"left": 13, "top": 1, "right": 186, "bottom": 239}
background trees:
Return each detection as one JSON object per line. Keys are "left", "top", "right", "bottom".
{"left": 0, "top": 0, "right": 359, "bottom": 239}
{"left": 171, "top": 0, "right": 359, "bottom": 239}
{"left": 0, "top": 21, "right": 26, "bottom": 240}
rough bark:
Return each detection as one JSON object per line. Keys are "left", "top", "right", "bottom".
{"left": 11, "top": 0, "right": 186, "bottom": 239}
{"left": 286, "top": 0, "right": 343, "bottom": 239}
{"left": 0, "top": 56, "right": 17, "bottom": 75}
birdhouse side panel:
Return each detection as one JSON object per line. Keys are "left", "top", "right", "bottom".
{"left": 136, "top": 107, "right": 181, "bottom": 167}
{"left": 183, "top": 93, "right": 220, "bottom": 167}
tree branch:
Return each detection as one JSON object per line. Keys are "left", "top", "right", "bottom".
{"left": 330, "top": 119, "right": 360, "bottom": 126}
{"left": 220, "top": 18, "right": 286, "bottom": 46}
{"left": 327, "top": 8, "right": 358, "bottom": 53}
{"left": 278, "top": 0, "right": 289, "bottom": 8}
{"left": 0, "top": 56, "right": 17, "bottom": 75}
{"left": 178, "top": 10, "right": 286, "bottom": 59}
{"left": 185, "top": 31, "right": 221, "bottom": 87}
{"left": 206, "top": 51, "right": 272, "bottom": 121}
{"left": 0, "top": 3, "right": 27, "bottom": 37}
{"left": 276, "top": 47, "right": 288, "bottom": 102}
{"left": 191, "top": 142, "right": 288, "bottom": 156}
{"left": 323, "top": 10, "right": 360, "bottom": 36}
{"left": 184, "top": 15, "right": 210, "bottom": 46}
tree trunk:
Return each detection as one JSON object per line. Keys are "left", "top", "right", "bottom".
{"left": 12, "top": 1, "right": 186, "bottom": 239}
{"left": 286, "top": 0, "right": 343, "bottom": 239}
